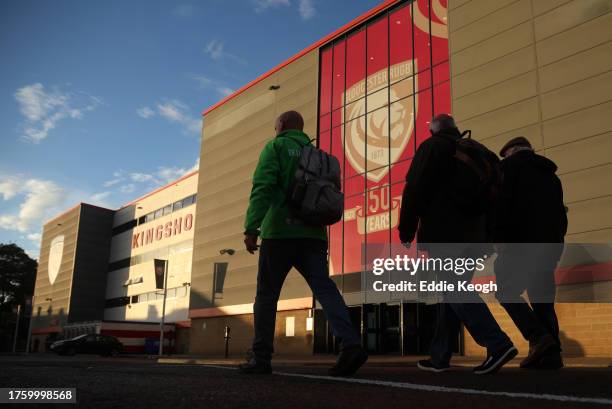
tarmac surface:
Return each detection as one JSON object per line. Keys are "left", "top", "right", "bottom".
{"left": 1, "top": 354, "right": 612, "bottom": 409}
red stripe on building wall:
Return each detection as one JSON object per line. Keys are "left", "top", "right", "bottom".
{"left": 471, "top": 260, "right": 612, "bottom": 286}
{"left": 101, "top": 329, "right": 175, "bottom": 339}
{"left": 31, "top": 326, "right": 61, "bottom": 335}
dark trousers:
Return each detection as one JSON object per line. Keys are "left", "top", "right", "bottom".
{"left": 427, "top": 246, "right": 512, "bottom": 366}
{"left": 495, "top": 245, "right": 562, "bottom": 345}
{"left": 252, "top": 238, "right": 360, "bottom": 362}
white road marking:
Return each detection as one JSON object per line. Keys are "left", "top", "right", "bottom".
{"left": 186, "top": 364, "right": 612, "bottom": 406}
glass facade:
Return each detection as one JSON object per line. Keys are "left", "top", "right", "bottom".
{"left": 318, "top": 0, "right": 450, "bottom": 276}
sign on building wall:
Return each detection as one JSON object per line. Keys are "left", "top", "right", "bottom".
{"left": 318, "top": 0, "right": 450, "bottom": 275}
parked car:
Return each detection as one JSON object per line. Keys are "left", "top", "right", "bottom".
{"left": 50, "top": 334, "right": 123, "bottom": 357}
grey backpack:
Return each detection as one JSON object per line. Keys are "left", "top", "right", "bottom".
{"left": 285, "top": 136, "right": 343, "bottom": 226}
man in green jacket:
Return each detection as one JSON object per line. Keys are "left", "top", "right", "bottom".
{"left": 240, "top": 110, "right": 367, "bottom": 376}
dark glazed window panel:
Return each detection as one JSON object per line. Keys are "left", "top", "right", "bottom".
{"left": 145, "top": 212, "right": 155, "bottom": 223}
{"left": 173, "top": 200, "right": 183, "bottom": 211}
{"left": 319, "top": 47, "right": 333, "bottom": 115}
{"left": 332, "top": 40, "right": 346, "bottom": 111}
{"left": 154, "top": 208, "right": 163, "bottom": 219}
{"left": 163, "top": 204, "right": 172, "bottom": 215}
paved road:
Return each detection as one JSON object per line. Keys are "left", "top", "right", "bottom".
{"left": 1, "top": 355, "right": 611, "bottom": 409}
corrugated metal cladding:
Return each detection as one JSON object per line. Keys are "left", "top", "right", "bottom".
{"left": 31, "top": 204, "right": 114, "bottom": 331}
{"left": 447, "top": 0, "right": 612, "bottom": 357}
{"left": 191, "top": 49, "right": 320, "bottom": 313}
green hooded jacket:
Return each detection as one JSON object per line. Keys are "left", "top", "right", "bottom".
{"left": 244, "top": 130, "right": 327, "bottom": 241}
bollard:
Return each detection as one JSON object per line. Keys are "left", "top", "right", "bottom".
{"left": 224, "top": 325, "right": 231, "bottom": 358}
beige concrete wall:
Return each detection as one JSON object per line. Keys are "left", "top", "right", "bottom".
{"left": 189, "top": 309, "right": 312, "bottom": 357}
{"left": 32, "top": 205, "right": 81, "bottom": 331}
{"left": 448, "top": 0, "right": 612, "bottom": 357}
{"left": 190, "top": 50, "right": 319, "bottom": 314}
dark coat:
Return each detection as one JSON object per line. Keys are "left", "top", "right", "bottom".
{"left": 493, "top": 150, "right": 567, "bottom": 243}
{"left": 397, "top": 128, "right": 487, "bottom": 244}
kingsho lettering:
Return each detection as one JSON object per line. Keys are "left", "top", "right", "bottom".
{"left": 132, "top": 213, "right": 193, "bottom": 249}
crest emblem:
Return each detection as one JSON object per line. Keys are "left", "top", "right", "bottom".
{"left": 343, "top": 60, "right": 418, "bottom": 181}
{"left": 48, "top": 235, "right": 64, "bottom": 285}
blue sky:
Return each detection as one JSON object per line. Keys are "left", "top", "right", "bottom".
{"left": 0, "top": 0, "right": 382, "bottom": 258}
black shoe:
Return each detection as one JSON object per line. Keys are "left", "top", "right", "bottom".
{"left": 530, "top": 351, "right": 564, "bottom": 370}
{"left": 520, "top": 334, "right": 557, "bottom": 368}
{"left": 473, "top": 345, "right": 518, "bottom": 375}
{"left": 416, "top": 359, "right": 450, "bottom": 373}
{"left": 328, "top": 345, "right": 368, "bottom": 377}
{"left": 238, "top": 358, "right": 272, "bottom": 375}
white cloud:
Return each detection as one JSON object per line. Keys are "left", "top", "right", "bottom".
{"left": 27, "top": 232, "right": 42, "bottom": 244}
{"left": 203, "top": 40, "right": 247, "bottom": 65}
{"left": 90, "top": 191, "right": 111, "bottom": 205}
{"left": 173, "top": 3, "right": 195, "bottom": 18}
{"left": 204, "top": 39, "right": 224, "bottom": 60}
{"left": 253, "top": 0, "right": 290, "bottom": 12}
{"left": 193, "top": 75, "right": 234, "bottom": 97}
{"left": 0, "top": 177, "right": 23, "bottom": 200}
{"left": 0, "top": 176, "right": 66, "bottom": 232}
{"left": 298, "top": 0, "right": 315, "bottom": 19}
{"left": 119, "top": 184, "right": 136, "bottom": 194}
{"left": 137, "top": 106, "right": 155, "bottom": 119}
{"left": 156, "top": 100, "right": 201, "bottom": 135}
{"left": 14, "top": 83, "right": 101, "bottom": 143}
{"left": 130, "top": 173, "right": 155, "bottom": 183}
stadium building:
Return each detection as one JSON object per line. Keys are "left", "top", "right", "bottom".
{"left": 31, "top": 0, "right": 612, "bottom": 359}
{"left": 30, "top": 171, "right": 197, "bottom": 353}
{"left": 189, "top": 0, "right": 612, "bottom": 358}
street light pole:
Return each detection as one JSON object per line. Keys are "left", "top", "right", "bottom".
{"left": 12, "top": 304, "right": 21, "bottom": 354}
{"left": 159, "top": 260, "right": 169, "bottom": 356}
{"left": 25, "top": 296, "right": 34, "bottom": 355}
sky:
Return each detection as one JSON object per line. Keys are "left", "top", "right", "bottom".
{"left": 0, "top": 0, "right": 383, "bottom": 259}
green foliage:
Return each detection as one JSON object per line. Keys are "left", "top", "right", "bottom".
{"left": 0, "top": 243, "right": 37, "bottom": 312}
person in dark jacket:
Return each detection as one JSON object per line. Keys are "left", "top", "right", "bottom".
{"left": 494, "top": 137, "right": 567, "bottom": 370}
{"left": 398, "top": 114, "right": 517, "bottom": 375}
{"left": 239, "top": 111, "right": 367, "bottom": 377}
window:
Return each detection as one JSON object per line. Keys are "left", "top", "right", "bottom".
{"left": 173, "top": 200, "right": 183, "bottom": 211}
{"left": 162, "top": 204, "right": 172, "bottom": 216}
{"left": 318, "top": 0, "right": 450, "bottom": 276}
{"left": 213, "top": 262, "right": 228, "bottom": 300}
{"left": 145, "top": 212, "right": 155, "bottom": 223}
{"left": 154, "top": 208, "right": 163, "bottom": 219}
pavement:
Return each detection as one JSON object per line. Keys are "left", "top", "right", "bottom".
{"left": 1, "top": 354, "right": 612, "bottom": 409}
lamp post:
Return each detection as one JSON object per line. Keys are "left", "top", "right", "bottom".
{"left": 12, "top": 305, "right": 21, "bottom": 353}
{"left": 157, "top": 259, "right": 169, "bottom": 356}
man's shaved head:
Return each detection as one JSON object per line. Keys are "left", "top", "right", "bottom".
{"left": 275, "top": 110, "right": 304, "bottom": 134}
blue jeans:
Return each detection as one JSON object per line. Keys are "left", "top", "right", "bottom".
{"left": 252, "top": 238, "right": 360, "bottom": 362}
{"left": 427, "top": 247, "right": 513, "bottom": 366}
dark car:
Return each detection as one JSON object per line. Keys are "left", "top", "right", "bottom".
{"left": 50, "top": 334, "right": 123, "bottom": 357}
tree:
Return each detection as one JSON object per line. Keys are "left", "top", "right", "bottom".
{"left": 0, "top": 243, "right": 37, "bottom": 313}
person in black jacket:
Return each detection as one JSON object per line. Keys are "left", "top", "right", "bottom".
{"left": 398, "top": 114, "right": 516, "bottom": 375}
{"left": 494, "top": 137, "right": 567, "bottom": 370}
